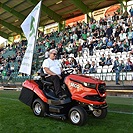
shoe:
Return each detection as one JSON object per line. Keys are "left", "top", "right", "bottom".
{"left": 116, "top": 83, "right": 120, "bottom": 85}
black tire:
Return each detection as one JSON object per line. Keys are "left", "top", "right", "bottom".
{"left": 92, "top": 108, "right": 107, "bottom": 119}
{"left": 32, "top": 98, "right": 47, "bottom": 117}
{"left": 68, "top": 106, "right": 87, "bottom": 126}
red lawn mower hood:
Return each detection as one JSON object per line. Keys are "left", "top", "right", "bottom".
{"left": 65, "top": 74, "right": 105, "bottom": 84}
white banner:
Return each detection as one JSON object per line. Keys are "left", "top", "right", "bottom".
{"left": 19, "top": 1, "right": 41, "bottom": 75}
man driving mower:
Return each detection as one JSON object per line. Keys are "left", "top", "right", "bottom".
{"left": 42, "top": 48, "right": 66, "bottom": 99}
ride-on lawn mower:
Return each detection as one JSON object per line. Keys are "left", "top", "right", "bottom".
{"left": 19, "top": 69, "right": 108, "bottom": 126}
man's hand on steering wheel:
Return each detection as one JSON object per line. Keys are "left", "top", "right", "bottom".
{"left": 62, "top": 68, "right": 74, "bottom": 75}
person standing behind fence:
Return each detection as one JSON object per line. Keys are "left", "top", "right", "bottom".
{"left": 129, "top": 6, "right": 133, "bottom": 17}
{"left": 112, "top": 56, "right": 121, "bottom": 85}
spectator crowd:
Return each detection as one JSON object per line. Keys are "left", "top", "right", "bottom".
{"left": 0, "top": 7, "right": 133, "bottom": 82}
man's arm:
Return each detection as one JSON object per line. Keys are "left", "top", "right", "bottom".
{"left": 44, "top": 67, "right": 56, "bottom": 76}
{"left": 44, "top": 67, "right": 62, "bottom": 79}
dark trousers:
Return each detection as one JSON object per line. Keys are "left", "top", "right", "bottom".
{"left": 45, "top": 75, "right": 62, "bottom": 96}
{"left": 115, "top": 70, "right": 120, "bottom": 84}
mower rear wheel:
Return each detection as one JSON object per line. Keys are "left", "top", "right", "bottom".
{"left": 92, "top": 108, "right": 107, "bottom": 119}
{"left": 68, "top": 106, "right": 87, "bottom": 126}
{"left": 32, "top": 98, "right": 47, "bottom": 117}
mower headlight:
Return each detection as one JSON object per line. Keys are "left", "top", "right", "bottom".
{"left": 83, "top": 82, "right": 96, "bottom": 89}
{"left": 98, "top": 84, "right": 106, "bottom": 93}
{"left": 83, "top": 82, "right": 88, "bottom": 87}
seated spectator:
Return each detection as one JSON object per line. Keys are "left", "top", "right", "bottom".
{"left": 65, "top": 45, "right": 73, "bottom": 54}
{"left": 16, "top": 53, "right": 22, "bottom": 62}
{"left": 0, "top": 56, "right": 3, "bottom": 64}
{"left": 0, "top": 64, "right": 4, "bottom": 73}
{"left": 105, "top": 54, "right": 112, "bottom": 66}
{"left": 72, "top": 43, "right": 78, "bottom": 58}
{"left": 132, "top": 28, "right": 133, "bottom": 45}
{"left": 73, "top": 31, "right": 78, "bottom": 42}
{"left": 107, "top": 38, "right": 113, "bottom": 48}
{"left": 99, "top": 54, "right": 106, "bottom": 67}
{"left": 119, "top": 30, "right": 127, "bottom": 42}
{"left": 77, "top": 43, "right": 82, "bottom": 57}
{"left": 89, "top": 61, "right": 97, "bottom": 73}
{"left": 115, "top": 27, "right": 121, "bottom": 42}
{"left": 119, "top": 60, "right": 126, "bottom": 72}
{"left": 5, "top": 61, "right": 10, "bottom": 71}
{"left": 101, "top": 36, "right": 107, "bottom": 49}
{"left": 106, "top": 25, "right": 113, "bottom": 39}
{"left": 45, "top": 39, "right": 50, "bottom": 49}
{"left": 10, "top": 64, "right": 15, "bottom": 73}
{"left": 64, "top": 58, "right": 71, "bottom": 68}
{"left": 1, "top": 68, "right": 6, "bottom": 77}
{"left": 123, "top": 39, "right": 129, "bottom": 52}
{"left": 125, "top": 58, "right": 133, "bottom": 71}
{"left": 127, "top": 28, "right": 133, "bottom": 46}
{"left": 75, "top": 63, "right": 82, "bottom": 74}
{"left": 81, "top": 40, "right": 87, "bottom": 53}
{"left": 112, "top": 42, "right": 119, "bottom": 53}
{"left": 129, "top": 48, "right": 133, "bottom": 56}
{"left": 82, "top": 61, "right": 91, "bottom": 74}
{"left": 118, "top": 41, "right": 124, "bottom": 52}
{"left": 70, "top": 57, "right": 78, "bottom": 68}
{"left": 44, "top": 48, "right": 50, "bottom": 59}
{"left": 112, "top": 12, "right": 118, "bottom": 21}
{"left": 95, "top": 39, "right": 103, "bottom": 50}
{"left": 82, "top": 31, "right": 87, "bottom": 40}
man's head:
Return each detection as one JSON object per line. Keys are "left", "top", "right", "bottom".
{"left": 115, "top": 56, "right": 119, "bottom": 60}
{"left": 49, "top": 49, "right": 57, "bottom": 60}
{"left": 92, "top": 61, "right": 95, "bottom": 66}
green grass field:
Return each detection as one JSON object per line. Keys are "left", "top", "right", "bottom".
{"left": 0, "top": 90, "right": 133, "bottom": 133}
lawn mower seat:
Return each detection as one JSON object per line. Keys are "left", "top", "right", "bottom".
{"left": 37, "top": 68, "right": 54, "bottom": 86}
{"left": 41, "top": 80, "right": 53, "bottom": 86}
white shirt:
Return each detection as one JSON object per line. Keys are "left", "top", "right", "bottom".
{"left": 45, "top": 51, "right": 49, "bottom": 58}
{"left": 42, "top": 58, "right": 61, "bottom": 75}
{"left": 87, "top": 36, "right": 93, "bottom": 44}
{"left": 119, "top": 33, "right": 127, "bottom": 41}
{"left": 79, "top": 38, "right": 84, "bottom": 46}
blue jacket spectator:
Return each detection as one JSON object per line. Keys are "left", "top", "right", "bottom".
{"left": 106, "top": 25, "right": 113, "bottom": 38}
{"left": 89, "top": 61, "right": 97, "bottom": 73}
{"left": 99, "top": 54, "right": 106, "bottom": 66}
{"left": 105, "top": 54, "right": 112, "bottom": 66}
{"left": 82, "top": 61, "right": 91, "bottom": 74}
{"left": 125, "top": 58, "right": 133, "bottom": 71}
{"left": 112, "top": 56, "right": 121, "bottom": 85}
{"left": 129, "top": 7, "right": 133, "bottom": 17}
{"left": 107, "top": 39, "right": 113, "bottom": 48}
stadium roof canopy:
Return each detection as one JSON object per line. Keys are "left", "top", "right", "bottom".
{"left": 0, "top": 0, "right": 128, "bottom": 39}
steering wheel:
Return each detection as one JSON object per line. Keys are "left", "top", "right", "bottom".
{"left": 62, "top": 68, "right": 74, "bottom": 75}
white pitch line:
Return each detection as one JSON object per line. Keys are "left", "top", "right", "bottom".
{"left": 108, "top": 110, "right": 133, "bottom": 115}
{"left": 0, "top": 97, "right": 19, "bottom": 101}
{"left": 0, "top": 97, "right": 133, "bottom": 115}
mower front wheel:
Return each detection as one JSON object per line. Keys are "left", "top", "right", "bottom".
{"left": 92, "top": 108, "right": 107, "bottom": 119}
{"left": 32, "top": 98, "right": 48, "bottom": 117}
{"left": 68, "top": 106, "right": 87, "bottom": 126}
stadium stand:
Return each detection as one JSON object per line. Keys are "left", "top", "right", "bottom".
{"left": 0, "top": 1, "right": 133, "bottom": 92}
